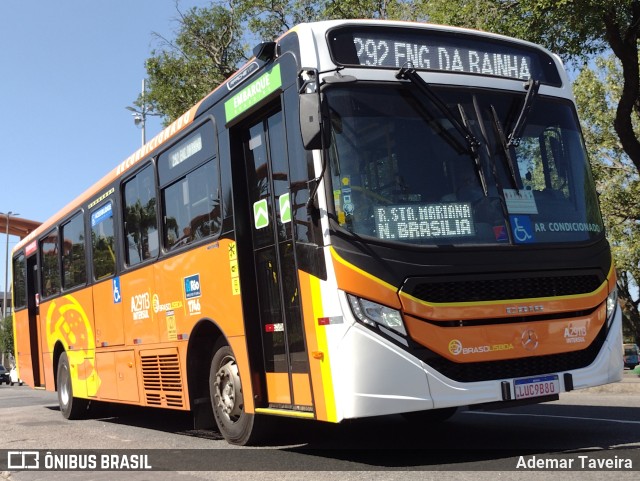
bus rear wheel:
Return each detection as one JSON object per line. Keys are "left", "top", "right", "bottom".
{"left": 209, "top": 343, "right": 263, "bottom": 445}
{"left": 57, "top": 351, "right": 89, "bottom": 419}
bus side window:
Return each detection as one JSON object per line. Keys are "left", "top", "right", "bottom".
{"left": 158, "top": 121, "right": 220, "bottom": 251}
{"left": 61, "top": 212, "right": 87, "bottom": 290}
{"left": 162, "top": 160, "right": 220, "bottom": 250}
{"left": 122, "top": 164, "right": 159, "bottom": 265}
{"left": 519, "top": 127, "right": 569, "bottom": 201}
{"left": 40, "top": 229, "right": 61, "bottom": 298}
{"left": 541, "top": 129, "right": 569, "bottom": 198}
{"left": 12, "top": 252, "right": 27, "bottom": 310}
{"left": 90, "top": 201, "right": 116, "bottom": 279}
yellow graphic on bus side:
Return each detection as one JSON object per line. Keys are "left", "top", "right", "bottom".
{"left": 46, "top": 295, "right": 100, "bottom": 398}
{"left": 310, "top": 276, "right": 337, "bottom": 422}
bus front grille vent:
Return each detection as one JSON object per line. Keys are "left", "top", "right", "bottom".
{"left": 406, "top": 273, "right": 602, "bottom": 304}
{"left": 140, "top": 349, "right": 185, "bottom": 409}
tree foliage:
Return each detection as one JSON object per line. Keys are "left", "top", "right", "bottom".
{"left": 0, "top": 315, "right": 14, "bottom": 358}
{"left": 142, "top": 1, "right": 248, "bottom": 122}
{"left": 322, "top": 0, "right": 423, "bottom": 22}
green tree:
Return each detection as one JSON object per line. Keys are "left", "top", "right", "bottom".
{"left": 0, "top": 315, "right": 14, "bottom": 358}
{"left": 142, "top": 1, "right": 248, "bottom": 123}
{"left": 322, "top": 0, "right": 422, "bottom": 21}
{"left": 573, "top": 55, "right": 640, "bottom": 340}
{"left": 244, "top": 0, "right": 321, "bottom": 42}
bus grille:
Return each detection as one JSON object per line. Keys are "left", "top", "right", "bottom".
{"left": 407, "top": 273, "right": 602, "bottom": 303}
{"left": 415, "top": 322, "right": 608, "bottom": 383}
{"left": 140, "top": 349, "right": 185, "bottom": 408}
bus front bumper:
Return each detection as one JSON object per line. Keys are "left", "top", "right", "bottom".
{"left": 333, "top": 305, "right": 623, "bottom": 420}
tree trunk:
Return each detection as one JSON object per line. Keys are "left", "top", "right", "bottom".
{"left": 602, "top": 4, "right": 640, "bottom": 175}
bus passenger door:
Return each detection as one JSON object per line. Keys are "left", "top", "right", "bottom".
{"left": 236, "top": 108, "right": 312, "bottom": 412}
{"left": 23, "top": 254, "right": 42, "bottom": 386}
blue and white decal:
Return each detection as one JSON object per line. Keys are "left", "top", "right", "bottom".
{"left": 510, "top": 215, "right": 535, "bottom": 244}
{"left": 184, "top": 274, "right": 201, "bottom": 299}
{"left": 91, "top": 202, "right": 113, "bottom": 227}
{"left": 112, "top": 276, "right": 122, "bottom": 304}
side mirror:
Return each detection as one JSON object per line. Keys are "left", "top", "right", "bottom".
{"left": 299, "top": 94, "right": 323, "bottom": 150}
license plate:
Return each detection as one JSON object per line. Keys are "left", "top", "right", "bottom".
{"left": 513, "top": 374, "right": 559, "bottom": 400}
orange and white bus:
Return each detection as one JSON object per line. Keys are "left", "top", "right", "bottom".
{"left": 12, "top": 19, "right": 621, "bottom": 445}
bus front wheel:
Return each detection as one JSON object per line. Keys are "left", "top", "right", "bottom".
{"left": 57, "top": 351, "right": 89, "bottom": 419}
{"left": 209, "top": 343, "right": 262, "bottom": 445}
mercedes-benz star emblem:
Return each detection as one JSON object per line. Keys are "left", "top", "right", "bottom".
{"left": 521, "top": 329, "right": 539, "bottom": 351}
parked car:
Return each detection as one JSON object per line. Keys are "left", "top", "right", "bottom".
{"left": 0, "top": 365, "right": 9, "bottom": 385}
{"left": 624, "top": 344, "right": 640, "bottom": 369}
{"left": 9, "top": 367, "right": 22, "bottom": 386}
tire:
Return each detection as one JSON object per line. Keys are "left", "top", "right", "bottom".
{"left": 209, "top": 342, "right": 266, "bottom": 445}
{"left": 57, "top": 351, "right": 89, "bottom": 419}
{"left": 402, "top": 407, "right": 458, "bottom": 424}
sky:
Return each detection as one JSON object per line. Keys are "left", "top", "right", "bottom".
{"left": 0, "top": 0, "right": 213, "bottom": 292}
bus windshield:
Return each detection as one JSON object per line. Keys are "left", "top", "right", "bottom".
{"left": 326, "top": 84, "right": 604, "bottom": 246}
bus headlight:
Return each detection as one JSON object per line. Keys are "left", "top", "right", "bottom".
{"left": 346, "top": 294, "right": 407, "bottom": 337}
{"left": 606, "top": 288, "right": 618, "bottom": 328}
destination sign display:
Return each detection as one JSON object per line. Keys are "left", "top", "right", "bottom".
{"left": 158, "top": 121, "right": 215, "bottom": 187}
{"left": 374, "top": 203, "right": 475, "bottom": 240}
{"left": 168, "top": 132, "right": 203, "bottom": 169}
{"left": 328, "top": 26, "right": 561, "bottom": 85}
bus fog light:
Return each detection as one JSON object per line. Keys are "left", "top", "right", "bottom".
{"left": 347, "top": 294, "right": 407, "bottom": 336}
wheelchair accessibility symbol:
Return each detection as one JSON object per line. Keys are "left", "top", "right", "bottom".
{"left": 509, "top": 215, "right": 534, "bottom": 244}
{"left": 112, "top": 277, "right": 122, "bottom": 304}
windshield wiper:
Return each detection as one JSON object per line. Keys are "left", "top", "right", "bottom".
{"left": 457, "top": 104, "right": 488, "bottom": 196}
{"left": 490, "top": 105, "right": 520, "bottom": 191}
{"left": 508, "top": 78, "right": 540, "bottom": 148}
{"left": 396, "top": 65, "right": 488, "bottom": 196}
{"left": 490, "top": 78, "right": 540, "bottom": 192}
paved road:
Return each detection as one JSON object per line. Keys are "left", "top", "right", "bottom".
{"left": 1, "top": 373, "right": 640, "bottom": 480}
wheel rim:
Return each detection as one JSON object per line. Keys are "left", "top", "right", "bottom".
{"left": 213, "top": 355, "right": 244, "bottom": 423}
{"left": 59, "top": 366, "right": 70, "bottom": 407}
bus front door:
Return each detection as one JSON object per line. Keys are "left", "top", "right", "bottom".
{"left": 236, "top": 108, "right": 313, "bottom": 413}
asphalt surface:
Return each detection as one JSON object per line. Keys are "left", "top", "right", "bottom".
{"left": 1, "top": 370, "right": 640, "bottom": 480}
